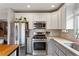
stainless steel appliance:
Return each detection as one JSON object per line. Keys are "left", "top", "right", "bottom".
{"left": 33, "top": 21, "right": 46, "bottom": 29}
{"left": 32, "top": 39, "right": 47, "bottom": 56}
{"left": 32, "top": 34, "right": 47, "bottom": 55}
{"left": 32, "top": 21, "right": 47, "bottom": 56}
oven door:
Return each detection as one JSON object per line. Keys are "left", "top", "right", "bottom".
{"left": 33, "top": 42, "right": 46, "bottom": 50}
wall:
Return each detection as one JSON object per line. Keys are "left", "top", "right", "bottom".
{"left": 0, "top": 9, "right": 8, "bottom": 20}
{"left": 7, "top": 9, "right": 15, "bottom": 44}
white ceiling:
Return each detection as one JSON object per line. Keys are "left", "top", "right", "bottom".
{"left": 0, "top": 3, "right": 62, "bottom": 12}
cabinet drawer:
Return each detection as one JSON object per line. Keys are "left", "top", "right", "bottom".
{"left": 58, "top": 50, "right": 65, "bottom": 56}
{"left": 54, "top": 44, "right": 59, "bottom": 56}
{"left": 55, "top": 41, "right": 66, "bottom": 54}
{"left": 55, "top": 44, "right": 65, "bottom": 56}
{"left": 65, "top": 51, "right": 74, "bottom": 56}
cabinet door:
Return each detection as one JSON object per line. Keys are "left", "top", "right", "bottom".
{"left": 54, "top": 40, "right": 66, "bottom": 56}
{"left": 55, "top": 45, "right": 59, "bottom": 56}
{"left": 48, "top": 39, "right": 55, "bottom": 55}
{"left": 48, "top": 39, "right": 58, "bottom": 56}
{"left": 65, "top": 50, "right": 74, "bottom": 56}
{"left": 58, "top": 8, "right": 62, "bottom": 29}
{"left": 61, "top": 5, "right": 66, "bottom": 29}
{"left": 58, "top": 49, "right": 65, "bottom": 56}
{"left": 46, "top": 13, "right": 51, "bottom": 29}
{"left": 51, "top": 12, "right": 58, "bottom": 29}
{"left": 48, "top": 39, "right": 53, "bottom": 55}
{"left": 58, "top": 5, "right": 66, "bottom": 29}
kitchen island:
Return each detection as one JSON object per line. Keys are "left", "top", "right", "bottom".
{"left": 0, "top": 44, "right": 19, "bottom": 56}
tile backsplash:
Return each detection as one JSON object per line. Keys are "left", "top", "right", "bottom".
{"left": 46, "top": 29, "right": 61, "bottom": 37}
{"left": 46, "top": 29, "right": 76, "bottom": 41}
{"left": 60, "top": 29, "right": 75, "bottom": 41}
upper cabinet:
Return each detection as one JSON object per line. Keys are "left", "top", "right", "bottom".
{"left": 32, "top": 13, "right": 51, "bottom": 29}
{"left": 15, "top": 13, "right": 51, "bottom": 29}
{"left": 58, "top": 5, "right": 66, "bottom": 29}
{"left": 50, "top": 5, "right": 66, "bottom": 29}
{"left": 50, "top": 11, "right": 58, "bottom": 29}
{"left": 15, "top": 5, "right": 67, "bottom": 30}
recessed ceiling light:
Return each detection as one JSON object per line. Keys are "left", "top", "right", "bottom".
{"left": 51, "top": 5, "right": 55, "bottom": 8}
{"left": 27, "top": 5, "right": 31, "bottom": 8}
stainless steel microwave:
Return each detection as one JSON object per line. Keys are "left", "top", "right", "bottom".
{"left": 33, "top": 21, "right": 46, "bottom": 29}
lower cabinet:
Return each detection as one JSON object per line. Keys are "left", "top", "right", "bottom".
{"left": 55, "top": 46, "right": 59, "bottom": 56}
{"left": 58, "top": 50, "right": 65, "bottom": 56}
{"left": 65, "top": 51, "right": 74, "bottom": 56}
{"left": 55, "top": 42, "right": 65, "bottom": 56}
{"left": 48, "top": 39, "right": 58, "bottom": 56}
{"left": 48, "top": 39, "right": 76, "bottom": 56}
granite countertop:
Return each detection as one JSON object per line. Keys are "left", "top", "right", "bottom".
{"left": 0, "top": 44, "right": 19, "bottom": 56}
{"left": 47, "top": 36, "right": 79, "bottom": 56}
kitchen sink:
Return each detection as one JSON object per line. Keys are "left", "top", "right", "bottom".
{"left": 64, "top": 43, "right": 73, "bottom": 47}
{"left": 64, "top": 42, "right": 79, "bottom": 51}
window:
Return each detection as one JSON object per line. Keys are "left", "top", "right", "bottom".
{"left": 66, "top": 17, "right": 74, "bottom": 29}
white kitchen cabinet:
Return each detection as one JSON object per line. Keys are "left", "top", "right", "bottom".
{"left": 48, "top": 39, "right": 58, "bottom": 56}
{"left": 55, "top": 46, "right": 65, "bottom": 56}
{"left": 50, "top": 5, "right": 66, "bottom": 29}
{"left": 50, "top": 11, "right": 58, "bottom": 29}
{"left": 55, "top": 45, "right": 59, "bottom": 56}
{"left": 61, "top": 5, "right": 66, "bottom": 29}
{"left": 55, "top": 41, "right": 65, "bottom": 56}
{"left": 54, "top": 39, "right": 76, "bottom": 56}
{"left": 58, "top": 8, "right": 62, "bottom": 29}
{"left": 32, "top": 13, "right": 50, "bottom": 29}
{"left": 58, "top": 5, "right": 66, "bottom": 29}
{"left": 15, "top": 7, "right": 66, "bottom": 29}
{"left": 58, "top": 50, "right": 65, "bottom": 56}
{"left": 46, "top": 13, "right": 51, "bottom": 29}
{"left": 15, "top": 13, "right": 50, "bottom": 29}
{"left": 48, "top": 38, "right": 65, "bottom": 56}
{"left": 15, "top": 8, "right": 66, "bottom": 29}
{"left": 65, "top": 50, "right": 75, "bottom": 56}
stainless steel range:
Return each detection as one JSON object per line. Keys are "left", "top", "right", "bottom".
{"left": 32, "top": 33, "right": 47, "bottom": 56}
{"left": 32, "top": 21, "right": 47, "bottom": 56}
